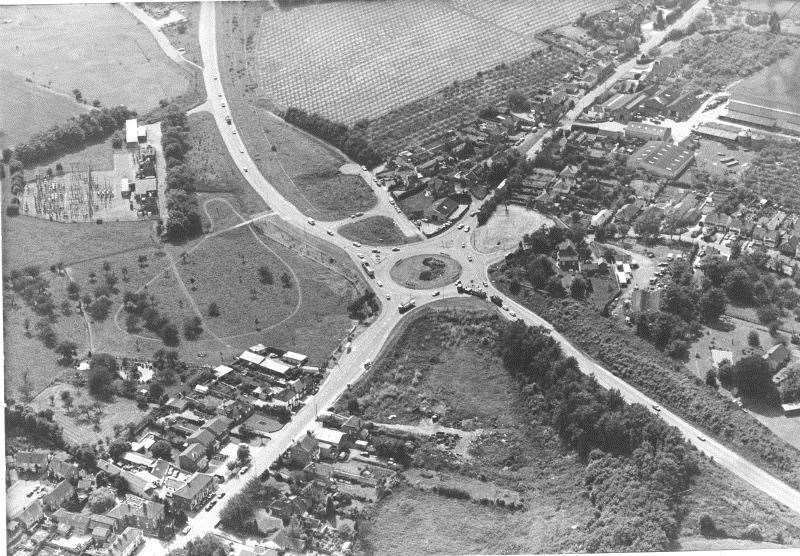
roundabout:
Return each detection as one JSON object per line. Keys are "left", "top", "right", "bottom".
{"left": 389, "top": 253, "right": 462, "bottom": 290}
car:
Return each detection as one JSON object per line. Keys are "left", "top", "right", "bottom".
{"left": 392, "top": 247, "right": 400, "bottom": 252}
{"left": 217, "top": 93, "right": 222, "bottom": 97}
{"left": 239, "top": 465, "right": 251, "bottom": 475}
{"left": 307, "top": 218, "right": 315, "bottom": 225}
{"left": 361, "top": 165, "right": 367, "bottom": 171}
{"left": 652, "top": 404, "right": 660, "bottom": 412}
{"left": 232, "top": 129, "right": 237, "bottom": 135}
{"left": 372, "top": 248, "right": 380, "bottom": 254}
{"left": 357, "top": 253, "right": 364, "bottom": 259}
{"left": 376, "top": 280, "right": 383, "bottom": 287}
{"left": 431, "top": 291, "right": 440, "bottom": 297}
{"left": 385, "top": 294, "right": 391, "bottom": 300}
{"left": 483, "top": 281, "right": 488, "bottom": 287}
{"left": 213, "top": 75, "right": 218, "bottom": 80}
{"left": 457, "top": 224, "right": 464, "bottom": 230}
{"left": 218, "top": 492, "right": 226, "bottom": 499}
{"left": 243, "top": 166, "right": 247, "bottom": 172}
{"left": 239, "top": 148, "right": 244, "bottom": 153}
{"left": 508, "top": 311, "right": 517, "bottom": 318}
{"left": 461, "top": 243, "right": 465, "bottom": 248}
{"left": 502, "top": 306, "right": 509, "bottom": 312}
{"left": 647, "top": 252, "right": 655, "bottom": 258}
{"left": 221, "top": 102, "right": 226, "bottom": 108}
{"left": 697, "top": 435, "right": 706, "bottom": 442}
{"left": 182, "top": 526, "right": 191, "bottom": 535}
{"left": 206, "top": 501, "right": 217, "bottom": 511}
{"left": 356, "top": 212, "right": 364, "bottom": 217}
{"left": 467, "top": 256, "right": 473, "bottom": 262}
{"left": 464, "top": 225, "right": 470, "bottom": 232}
{"left": 353, "top": 242, "right": 361, "bottom": 248}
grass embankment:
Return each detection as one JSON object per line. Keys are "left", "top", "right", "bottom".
{"left": 338, "top": 216, "right": 411, "bottom": 246}
{"left": 215, "top": 2, "right": 376, "bottom": 221}
{"left": 388, "top": 254, "right": 462, "bottom": 290}
{"left": 489, "top": 261, "right": 800, "bottom": 491}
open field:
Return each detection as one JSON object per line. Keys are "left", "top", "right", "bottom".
{"left": 731, "top": 49, "right": 800, "bottom": 116}
{"left": 254, "top": 0, "right": 615, "bottom": 123}
{"left": 160, "top": 2, "right": 202, "bottom": 66}
{"left": 293, "top": 171, "right": 376, "bottom": 218}
{"left": 27, "top": 136, "right": 116, "bottom": 177}
{"left": 337, "top": 216, "right": 411, "bottom": 246}
{"left": 474, "top": 205, "right": 553, "bottom": 253}
{"left": 0, "top": 4, "right": 190, "bottom": 112}
{"left": 740, "top": 0, "right": 800, "bottom": 14}
{"left": 0, "top": 70, "right": 86, "bottom": 150}
{"left": 1, "top": 215, "right": 155, "bottom": 272}
{"left": 29, "top": 383, "right": 148, "bottom": 446}
{"left": 389, "top": 254, "right": 462, "bottom": 291}
{"left": 186, "top": 112, "right": 269, "bottom": 216}
{"left": 170, "top": 225, "right": 300, "bottom": 337}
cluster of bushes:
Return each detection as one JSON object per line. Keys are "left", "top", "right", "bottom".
{"left": 10, "top": 105, "right": 136, "bottom": 166}
{"left": 219, "top": 478, "right": 283, "bottom": 535}
{"left": 161, "top": 106, "right": 202, "bottom": 242}
{"left": 347, "top": 290, "right": 380, "bottom": 321}
{"left": 499, "top": 320, "right": 698, "bottom": 551}
{"left": 4, "top": 151, "right": 25, "bottom": 213}
{"left": 122, "top": 291, "right": 180, "bottom": 346}
{"left": 6, "top": 403, "right": 66, "bottom": 449}
{"left": 283, "top": 107, "right": 382, "bottom": 168}
{"left": 491, "top": 267, "right": 800, "bottom": 490}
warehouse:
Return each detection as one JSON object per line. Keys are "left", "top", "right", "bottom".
{"left": 125, "top": 119, "right": 139, "bottom": 148}
{"left": 625, "top": 121, "right": 671, "bottom": 142}
{"left": 627, "top": 141, "right": 695, "bottom": 180}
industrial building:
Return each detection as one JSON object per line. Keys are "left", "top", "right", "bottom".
{"left": 625, "top": 121, "right": 671, "bottom": 142}
{"left": 627, "top": 141, "right": 694, "bottom": 180}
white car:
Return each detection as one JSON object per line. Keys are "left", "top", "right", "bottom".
{"left": 353, "top": 242, "right": 361, "bottom": 247}
{"left": 464, "top": 225, "right": 470, "bottom": 232}
{"left": 217, "top": 93, "right": 222, "bottom": 97}
{"left": 509, "top": 311, "right": 517, "bottom": 318}
{"left": 307, "top": 218, "right": 316, "bottom": 225}
{"left": 243, "top": 167, "right": 248, "bottom": 172}
{"left": 327, "top": 230, "right": 334, "bottom": 236}
{"left": 431, "top": 291, "right": 440, "bottom": 297}
{"left": 357, "top": 253, "right": 365, "bottom": 259}
{"left": 457, "top": 224, "right": 464, "bottom": 230}
{"left": 232, "top": 129, "right": 237, "bottom": 135}
{"left": 221, "top": 102, "right": 226, "bottom": 108}
{"left": 385, "top": 294, "right": 391, "bottom": 300}
{"left": 377, "top": 280, "right": 383, "bottom": 287}
{"left": 239, "top": 148, "right": 244, "bottom": 153}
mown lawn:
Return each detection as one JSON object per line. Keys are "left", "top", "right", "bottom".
{"left": 338, "top": 216, "right": 410, "bottom": 246}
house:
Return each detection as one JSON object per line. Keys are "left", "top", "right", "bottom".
{"left": 108, "top": 527, "right": 144, "bottom": 556}
{"left": 314, "top": 427, "right": 347, "bottom": 458}
{"left": 557, "top": 239, "right": 580, "bottom": 271}
{"left": 125, "top": 119, "right": 139, "bottom": 148}
{"left": 14, "top": 450, "right": 50, "bottom": 475}
{"left": 52, "top": 508, "right": 92, "bottom": 535}
{"left": 48, "top": 458, "right": 80, "bottom": 481}
{"left": 13, "top": 500, "right": 44, "bottom": 532}
{"left": 287, "top": 432, "right": 320, "bottom": 468}
{"left": 203, "top": 415, "right": 233, "bottom": 442}
{"left": 90, "top": 514, "right": 120, "bottom": 541}
{"left": 424, "top": 196, "right": 459, "bottom": 224}
{"left": 186, "top": 428, "right": 216, "bottom": 450}
{"left": 165, "top": 397, "right": 189, "bottom": 412}
{"left": 178, "top": 443, "right": 209, "bottom": 473}
{"left": 120, "top": 469, "right": 157, "bottom": 499}
{"left": 106, "top": 495, "right": 165, "bottom": 537}
{"left": 766, "top": 230, "right": 781, "bottom": 249}
{"left": 42, "top": 479, "right": 75, "bottom": 511}
{"left": 763, "top": 343, "right": 790, "bottom": 371}
{"left": 341, "top": 415, "right": 362, "bottom": 436}
{"left": 590, "top": 208, "right": 613, "bottom": 228}
{"left": 171, "top": 473, "right": 216, "bottom": 512}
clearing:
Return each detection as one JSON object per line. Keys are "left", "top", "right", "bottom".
{"left": 337, "top": 216, "right": 411, "bottom": 246}
{"left": 389, "top": 255, "right": 462, "bottom": 290}
{"left": 0, "top": 4, "right": 190, "bottom": 112}
{"left": 0, "top": 70, "right": 86, "bottom": 150}
{"left": 254, "top": 0, "right": 614, "bottom": 123}
{"left": 473, "top": 205, "right": 553, "bottom": 253}
{"left": 731, "top": 48, "right": 800, "bottom": 116}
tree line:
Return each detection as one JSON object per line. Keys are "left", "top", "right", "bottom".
{"left": 160, "top": 106, "right": 203, "bottom": 242}
{"left": 283, "top": 107, "right": 382, "bottom": 168}
{"left": 498, "top": 320, "right": 698, "bottom": 551}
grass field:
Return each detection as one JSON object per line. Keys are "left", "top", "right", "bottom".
{"left": 254, "top": 0, "right": 616, "bottom": 123}
{"left": 731, "top": 49, "right": 800, "bottom": 115}
{"left": 160, "top": 2, "right": 202, "bottom": 66}
{"left": 389, "top": 254, "right": 462, "bottom": 290}
{"left": 186, "top": 112, "right": 268, "bottom": 216}
{"left": 473, "top": 205, "right": 553, "bottom": 253}
{"left": 27, "top": 136, "right": 116, "bottom": 177}
{"left": 0, "top": 4, "right": 190, "bottom": 112}
{"left": 337, "top": 216, "right": 411, "bottom": 246}
{"left": 0, "top": 70, "right": 86, "bottom": 150}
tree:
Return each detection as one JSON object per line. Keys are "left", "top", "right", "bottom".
{"left": 87, "top": 487, "right": 116, "bottom": 513}
{"left": 748, "top": 330, "right": 761, "bottom": 347}
{"left": 125, "top": 312, "right": 140, "bottom": 332}
{"left": 150, "top": 439, "right": 173, "bottom": 461}
{"left": 280, "top": 273, "right": 292, "bottom": 289}
{"left": 733, "top": 355, "right": 776, "bottom": 402}
{"left": 570, "top": 275, "right": 588, "bottom": 300}
{"left": 74, "top": 444, "right": 96, "bottom": 470}
{"left": 161, "top": 323, "right": 180, "bottom": 347}
{"left": 258, "top": 265, "right": 274, "bottom": 285}
{"left": 108, "top": 439, "right": 131, "bottom": 461}
{"left": 699, "top": 288, "right": 727, "bottom": 322}
{"left": 148, "top": 381, "right": 165, "bottom": 403}
{"left": 182, "top": 316, "right": 203, "bottom": 340}
{"left": 87, "top": 296, "right": 113, "bottom": 321}
{"left": 507, "top": 89, "right": 530, "bottom": 112}
{"left": 88, "top": 353, "right": 118, "bottom": 399}
{"left": 60, "top": 390, "right": 74, "bottom": 410}
{"left": 768, "top": 10, "right": 781, "bottom": 34}
{"left": 19, "top": 371, "right": 34, "bottom": 402}
{"left": 56, "top": 340, "right": 78, "bottom": 365}
{"left": 634, "top": 210, "right": 662, "bottom": 243}
{"left": 183, "top": 534, "right": 228, "bottom": 556}
{"left": 724, "top": 268, "right": 753, "bottom": 304}
{"left": 699, "top": 514, "right": 716, "bottom": 537}
{"left": 208, "top": 302, "right": 220, "bottom": 317}
{"left": 705, "top": 368, "right": 718, "bottom": 388}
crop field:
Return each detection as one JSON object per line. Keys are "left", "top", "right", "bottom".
{"left": 0, "top": 70, "right": 87, "bottom": 150}
{"left": 254, "top": 0, "right": 615, "bottom": 124}
{"left": 731, "top": 49, "right": 800, "bottom": 116}
{"left": 337, "top": 216, "right": 411, "bottom": 246}
{"left": 0, "top": 4, "right": 190, "bottom": 113}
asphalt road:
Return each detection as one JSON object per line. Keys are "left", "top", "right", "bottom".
{"left": 145, "top": 1, "right": 800, "bottom": 551}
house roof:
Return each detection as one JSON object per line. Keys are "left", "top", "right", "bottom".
{"left": 180, "top": 442, "right": 207, "bottom": 462}
{"left": 295, "top": 433, "right": 319, "bottom": 454}
{"left": 173, "top": 473, "right": 214, "bottom": 501}
{"left": 15, "top": 500, "right": 43, "bottom": 527}
{"left": 314, "top": 427, "right": 345, "bottom": 446}
{"left": 43, "top": 479, "right": 75, "bottom": 505}
{"left": 204, "top": 415, "right": 233, "bottom": 437}
{"left": 187, "top": 428, "right": 216, "bottom": 447}
{"left": 107, "top": 495, "right": 164, "bottom": 522}
{"left": 238, "top": 351, "right": 265, "bottom": 365}
{"left": 214, "top": 365, "right": 234, "bottom": 378}
{"left": 122, "top": 451, "right": 155, "bottom": 468}
{"left": 259, "top": 357, "right": 293, "bottom": 376}
{"left": 15, "top": 450, "right": 49, "bottom": 466}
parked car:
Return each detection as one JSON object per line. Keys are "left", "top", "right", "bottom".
{"left": 182, "top": 526, "right": 191, "bottom": 535}
{"left": 327, "top": 229, "right": 334, "bottom": 236}
{"left": 307, "top": 218, "right": 315, "bottom": 225}
{"left": 239, "top": 465, "right": 250, "bottom": 475}
{"left": 392, "top": 247, "right": 400, "bottom": 252}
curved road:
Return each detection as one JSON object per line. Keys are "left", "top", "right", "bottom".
{"left": 148, "top": 2, "right": 800, "bottom": 552}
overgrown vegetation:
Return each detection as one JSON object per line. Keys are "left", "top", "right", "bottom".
{"left": 122, "top": 290, "right": 180, "bottom": 346}
{"left": 161, "top": 106, "right": 202, "bottom": 242}
{"left": 743, "top": 140, "right": 800, "bottom": 212}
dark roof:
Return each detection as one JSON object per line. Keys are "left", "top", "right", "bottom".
{"left": 173, "top": 473, "right": 214, "bottom": 501}
{"left": 203, "top": 416, "right": 233, "bottom": 437}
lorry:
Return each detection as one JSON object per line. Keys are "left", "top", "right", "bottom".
{"left": 398, "top": 296, "right": 416, "bottom": 313}
{"left": 362, "top": 261, "right": 375, "bottom": 278}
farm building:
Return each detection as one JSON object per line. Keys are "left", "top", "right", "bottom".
{"left": 693, "top": 122, "right": 741, "bottom": 144}
{"left": 627, "top": 141, "right": 694, "bottom": 179}
{"left": 625, "top": 121, "right": 671, "bottom": 142}
{"left": 726, "top": 98, "right": 800, "bottom": 133}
